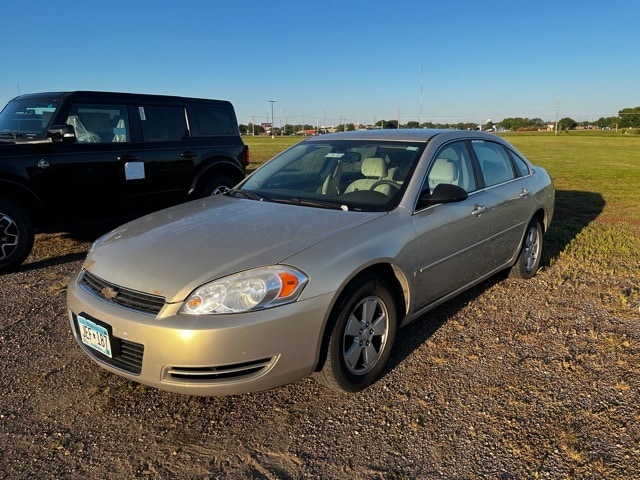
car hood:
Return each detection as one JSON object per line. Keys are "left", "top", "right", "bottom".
{"left": 84, "top": 195, "right": 385, "bottom": 303}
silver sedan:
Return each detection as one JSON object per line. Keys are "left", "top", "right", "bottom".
{"left": 67, "top": 129, "right": 554, "bottom": 395}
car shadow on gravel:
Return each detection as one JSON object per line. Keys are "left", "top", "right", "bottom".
{"left": 20, "top": 251, "right": 89, "bottom": 272}
{"left": 541, "top": 189, "right": 605, "bottom": 265}
{"left": 384, "top": 189, "right": 604, "bottom": 378}
{"left": 386, "top": 273, "right": 507, "bottom": 375}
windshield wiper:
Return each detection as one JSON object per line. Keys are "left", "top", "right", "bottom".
{"left": 275, "top": 197, "right": 348, "bottom": 211}
{"left": 228, "top": 188, "right": 269, "bottom": 202}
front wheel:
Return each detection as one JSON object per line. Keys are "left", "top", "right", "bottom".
{"left": 314, "top": 275, "right": 397, "bottom": 393}
{"left": 509, "top": 218, "right": 543, "bottom": 279}
{"left": 0, "top": 198, "right": 35, "bottom": 274}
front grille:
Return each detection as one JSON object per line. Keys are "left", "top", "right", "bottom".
{"left": 72, "top": 314, "right": 144, "bottom": 375}
{"left": 79, "top": 270, "right": 165, "bottom": 316}
{"left": 166, "top": 357, "right": 276, "bottom": 383}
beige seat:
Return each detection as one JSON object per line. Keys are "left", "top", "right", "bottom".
{"left": 344, "top": 157, "right": 392, "bottom": 195}
{"left": 81, "top": 112, "right": 112, "bottom": 138}
{"left": 66, "top": 115, "right": 101, "bottom": 143}
{"left": 428, "top": 158, "right": 458, "bottom": 190}
{"left": 112, "top": 118, "right": 127, "bottom": 142}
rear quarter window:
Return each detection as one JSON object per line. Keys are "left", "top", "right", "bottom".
{"left": 509, "top": 149, "right": 531, "bottom": 177}
{"left": 188, "top": 105, "right": 237, "bottom": 136}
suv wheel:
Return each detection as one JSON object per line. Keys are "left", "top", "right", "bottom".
{"left": 198, "top": 174, "right": 236, "bottom": 197}
{"left": 0, "top": 198, "right": 34, "bottom": 274}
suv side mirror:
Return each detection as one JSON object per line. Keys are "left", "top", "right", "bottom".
{"left": 47, "top": 124, "right": 77, "bottom": 143}
{"left": 418, "top": 183, "right": 468, "bottom": 209}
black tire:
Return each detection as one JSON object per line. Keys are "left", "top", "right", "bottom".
{"left": 314, "top": 275, "right": 397, "bottom": 393}
{"left": 197, "top": 174, "right": 237, "bottom": 197}
{"left": 509, "top": 218, "right": 543, "bottom": 279}
{"left": 0, "top": 198, "right": 35, "bottom": 274}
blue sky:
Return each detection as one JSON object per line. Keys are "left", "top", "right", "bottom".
{"left": 2, "top": 1, "right": 638, "bottom": 126}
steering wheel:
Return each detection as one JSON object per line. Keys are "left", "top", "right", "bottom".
{"left": 369, "top": 180, "right": 400, "bottom": 194}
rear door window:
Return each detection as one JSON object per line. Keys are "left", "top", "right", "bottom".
{"left": 470, "top": 140, "right": 516, "bottom": 187}
{"left": 139, "top": 105, "right": 188, "bottom": 142}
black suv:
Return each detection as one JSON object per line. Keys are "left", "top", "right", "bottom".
{"left": 0, "top": 91, "right": 248, "bottom": 273}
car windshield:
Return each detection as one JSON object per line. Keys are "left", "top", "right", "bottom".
{"left": 238, "top": 139, "right": 426, "bottom": 212}
{"left": 0, "top": 97, "right": 62, "bottom": 139}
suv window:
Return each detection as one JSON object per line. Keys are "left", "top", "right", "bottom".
{"left": 189, "top": 105, "right": 237, "bottom": 136}
{"left": 66, "top": 103, "right": 130, "bottom": 143}
{"left": 139, "top": 105, "right": 188, "bottom": 142}
{"left": 470, "top": 140, "right": 515, "bottom": 187}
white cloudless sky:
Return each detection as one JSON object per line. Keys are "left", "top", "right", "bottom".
{"left": 2, "top": 0, "right": 638, "bottom": 126}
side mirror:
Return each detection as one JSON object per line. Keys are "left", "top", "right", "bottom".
{"left": 418, "top": 183, "right": 468, "bottom": 208}
{"left": 47, "top": 124, "right": 77, "bottom": 143}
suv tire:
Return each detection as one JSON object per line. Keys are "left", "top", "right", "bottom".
{"left": 198, "top": 174, "right": 237, "bottom": 197}
{"left": 0, "top": 198, "right": 34, "bottom": 274}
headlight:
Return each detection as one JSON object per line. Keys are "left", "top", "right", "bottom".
{"left": 179, "top": 266, "right": 308, "bottom": 315}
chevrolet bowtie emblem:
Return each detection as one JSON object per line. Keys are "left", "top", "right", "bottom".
{"left": 101, "top": 286, "right": 118, "bottom": 300}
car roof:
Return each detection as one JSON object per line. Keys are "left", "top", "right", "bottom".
{"left": 304, "top": 128, "right": 501, "bottom": 143}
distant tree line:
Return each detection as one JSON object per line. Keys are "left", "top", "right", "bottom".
{"left": 239, "top": 106, "right": 640, "bottom": 134}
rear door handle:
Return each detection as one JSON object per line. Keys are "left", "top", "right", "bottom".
{"left": 472, "top": 204, "right": 486, "bottom": 216}
{"left": 520, "top": 188, "right": 531, "bottom": 198}
{"left": 180, "top": 150, "right": 197, "bottom": 159}
{"left": 117, "top": 155, "right": 138, "bottom": 162}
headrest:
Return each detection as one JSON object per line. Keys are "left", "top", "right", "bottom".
{"left": 430, "top": 158, "right": 457, "bottom": 182}
{"left": 361, "top": 157, "right": 387, "bottom": 178}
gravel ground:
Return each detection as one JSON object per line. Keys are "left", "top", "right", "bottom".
{"left": 1, "top": 230, "right": 638, "bottom": 479}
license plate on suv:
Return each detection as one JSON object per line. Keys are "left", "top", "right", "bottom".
{"left": 77, "top": 315, "right": 112, "bottom": 358}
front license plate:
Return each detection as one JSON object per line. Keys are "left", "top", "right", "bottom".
{"left": 77, "top": 315, "right": 112, "bottom": 358}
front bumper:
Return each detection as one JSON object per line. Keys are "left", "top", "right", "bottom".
{"left": 67, "top": 271, "right": 333, "bottom": 396}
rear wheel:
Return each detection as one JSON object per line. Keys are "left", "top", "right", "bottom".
{"left": 509, "top": 218, "right": 543, "bottom": 279}
{"left": 0, "top": 198, "right": 34, "bottom": 274}
{"left": 198, "top": 174, "right": 237, "bottom": 197}
{"left": 314, "top": 275, "right": 397, "bottom": 393}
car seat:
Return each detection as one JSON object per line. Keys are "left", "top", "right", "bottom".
{"left": 344, "top": 157, "right": 393, "bottom": 195}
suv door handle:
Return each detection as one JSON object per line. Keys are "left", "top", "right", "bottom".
{"left": 472, "top": 204, "right": 486, "bottom": 216}
{"left": 117, "top": 155, "right": 139, "bottom": 162}
{"left": 180, "top": 151, "right": 197, "bottom": 159}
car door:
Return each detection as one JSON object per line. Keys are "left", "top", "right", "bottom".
{"left": 137, "top": 104, "right": 197, "bottom": 201}
{"left": 469, "top": 139, "right": 535, "bottom": 271}
{"left": 413, "top": 141, "right": 491, "bottom": 310}
{"left": 30, "top": 103, "right": 142, "bottom": 220}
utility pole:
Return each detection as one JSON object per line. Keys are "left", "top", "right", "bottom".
{"left": 269, "top": 100, "right": 276, "bottom": 138}
{"left": 555, "top": 96, "right": 560, "bottom": 135}
{"left": 419, "top": 64, "right": 423, "bottom": 126}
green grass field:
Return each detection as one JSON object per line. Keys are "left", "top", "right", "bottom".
{"left": 504, "top": 132, "right": 640, "bottom": 279}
